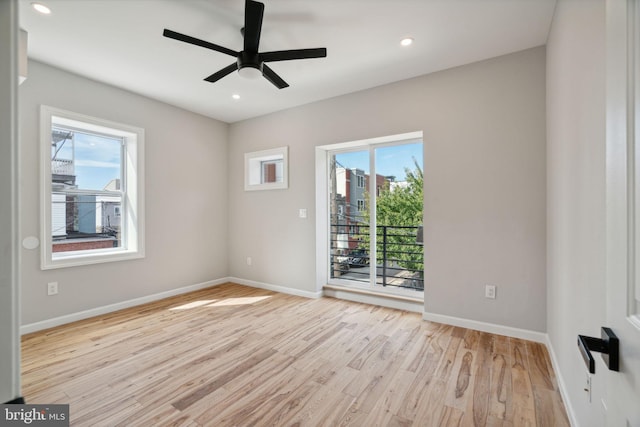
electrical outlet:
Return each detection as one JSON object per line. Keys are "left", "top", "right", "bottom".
{"left": 47, "top": 282, "right": 58, "bottom": 296}
{"left": 485, "top": 284, "right": 496, "bottom": 299}
{"left": 246, "top": 257, "right": 252, "bottom": 266}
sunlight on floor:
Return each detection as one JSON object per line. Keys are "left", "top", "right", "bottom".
{"left": 169, "top": 300, "right": 217, "bottom": 310}
{"left": 169, "top": 296, "right": 271, "bottom": 310}
{"left": 206, "top": 296, "right": 271, "bottom": 307}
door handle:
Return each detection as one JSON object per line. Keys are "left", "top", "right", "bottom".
{"left": 577, "top": 327, "right": 619, "bottom": 374}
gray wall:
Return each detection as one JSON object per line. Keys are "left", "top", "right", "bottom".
{"left": 228, "top": 47, "right": 547, "bottom": 332}
{"left": 19, "top": 61, "right": 229, "bottom": 325}
{"left": 0, "top": 0, "right": 21, "bottom": 403}
{"left": 546, "top": 1, "right": 607, "bottom": 425}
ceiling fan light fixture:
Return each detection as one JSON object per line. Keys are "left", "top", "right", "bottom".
{"left": 31, "top": 2, "right": 51, "bottom": 14}
{"left": 238, "top": 66, "right": 262, "bottom": 80}
{"left": 400, "top": 37, "right": 414, "bottom": 47}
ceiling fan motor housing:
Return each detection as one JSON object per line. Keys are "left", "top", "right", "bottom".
{"left": 237, "top": 51, "right": 262, "bottom": 79}
{"left": 238, "top": 51, "right": 260, "bottom": 68}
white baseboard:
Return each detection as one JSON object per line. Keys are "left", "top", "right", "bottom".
{"left": 229, "top": 277, "right": 323, "bottom": 299}
{"left": 422, "top": 311, "right": 548, "bottom": 343}
{"left": 21, "top": 277, "right": 321, "bottom": 335}
{"left": 544, "top": 336, "right": 579, "bottom": 427}
{"left": 20, "top": 278, "right": 228, "bottom": 335}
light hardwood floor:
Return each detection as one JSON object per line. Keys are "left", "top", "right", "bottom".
{"left": 21, "top": 283, "right": 570, "bottom": 426}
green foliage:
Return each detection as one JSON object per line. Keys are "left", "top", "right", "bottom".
{"left": 361, "top": 159, "right": 424, "bottom": 273}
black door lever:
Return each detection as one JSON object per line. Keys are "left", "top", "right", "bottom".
{"left": 577, "top": 327, "right": 619, "bottom": 374}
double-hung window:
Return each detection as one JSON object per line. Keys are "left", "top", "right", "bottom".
{"left": 40, "top": 106, "right": 144, "bottom": 269}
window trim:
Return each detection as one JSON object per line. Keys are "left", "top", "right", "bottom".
{"left": 40, "top": 105, "right": 145, "bottom": 269}
{"left": 244, "top": 146, "right": 288, "bottom": 191}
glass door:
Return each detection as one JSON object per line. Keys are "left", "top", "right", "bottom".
{"left": 373, "top": 143, "right": 424, "bottom": 291}
{"left": 328, "top": 140, "right": 424, "bottom": 295}
{"left": 329, "top": 150, "right": 371, "bottom": 284}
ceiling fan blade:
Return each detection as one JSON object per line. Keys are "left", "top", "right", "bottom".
{"left": 163, "top": 29, "right": 238, "bottom": 57}
{"left": 260, "top": 48, "right": 327, "bottom": 63}
{"left": 262, "top": 64, "right": 289, "bottom": 89}
{"left": 244, "top": 0, "right": 264, "bottom": 53}
{"left": 204, "top": 62, "right": 239, "bottom": 83}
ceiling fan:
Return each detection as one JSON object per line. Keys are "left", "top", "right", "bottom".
{"left": 163, "top": 0, "right": 327, "bottom": 89}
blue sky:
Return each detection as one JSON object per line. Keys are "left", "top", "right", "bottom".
{"left": 54, "top": 130, "right": 121, "bottom": 190}
{"left": 335, "top": 142, "right": 423, "bottom": 181}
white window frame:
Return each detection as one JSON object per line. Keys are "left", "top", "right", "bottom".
{"left": 40, "top": 105, "right": 145, "bottom": 269}
{"left": 244, "top": 146, "right": 288, "bottom": 191}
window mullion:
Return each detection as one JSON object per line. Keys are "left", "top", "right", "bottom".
{"left": 369, "top": 145, "right": 376, "bottom": 289}
{"left": 56, "top": 188, "right": 123, "bottom": 197}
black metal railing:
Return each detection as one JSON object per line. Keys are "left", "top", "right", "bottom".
{"left": 330, "top": 224, "right": 424, "bottom": 291}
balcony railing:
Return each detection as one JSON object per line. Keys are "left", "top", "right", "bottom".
{"left": 52, "top": 158, "right": 74, "bottom": 176}
{"left": 330, "top": 224, "right": 424, "bottom": 291}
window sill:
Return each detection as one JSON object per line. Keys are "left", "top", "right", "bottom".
{"left": 323, "top": 284, "right": 423, "bottom": 303}
{"left": 42, "top": 249, "right": 144, "bottom": 270}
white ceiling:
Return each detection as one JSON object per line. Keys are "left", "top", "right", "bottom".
{"left": 19, "top": 0, "right": 557, "bottom": 123}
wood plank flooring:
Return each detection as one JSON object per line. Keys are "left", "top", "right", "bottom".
{"left": 21, "top": 283, "right": 570, "bottom": 426}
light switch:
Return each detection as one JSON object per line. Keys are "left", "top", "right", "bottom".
{"left": 299, "top": 209, "right": 307, "bottom": 219}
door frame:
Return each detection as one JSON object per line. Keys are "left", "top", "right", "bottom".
{"left": 315, "top": 131, "right": 423, "bottom": 299}
{"left": 0, "top": 0, "right": 22, "bottom": 404}
{"left": 605, "top": 0, "right": 640, "bottom": 424}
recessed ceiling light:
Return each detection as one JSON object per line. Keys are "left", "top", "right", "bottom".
{"left": 400, "top": 37, "right": 414, "bottom": 47}
{"left": 232, "top": 94, "right": 241, "bottom": 100}
{"left": 31, "top": 2, "right": 51, "bottom": 14}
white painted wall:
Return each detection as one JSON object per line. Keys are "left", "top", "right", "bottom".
{"left": 228, "top": 47, "right": 547, "bottom": 332}
{"left": 19, "top": 61, "right": 229, "bottom": 325}
{"left": 0, "top": 0, "right": 21, "bottom": 403}
{"left": 546, "top": 1, "right": 606, "bottom": 425}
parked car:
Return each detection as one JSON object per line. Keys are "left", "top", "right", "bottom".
{"left": 348, "top": 249, "right": 369, "bottom": 267}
